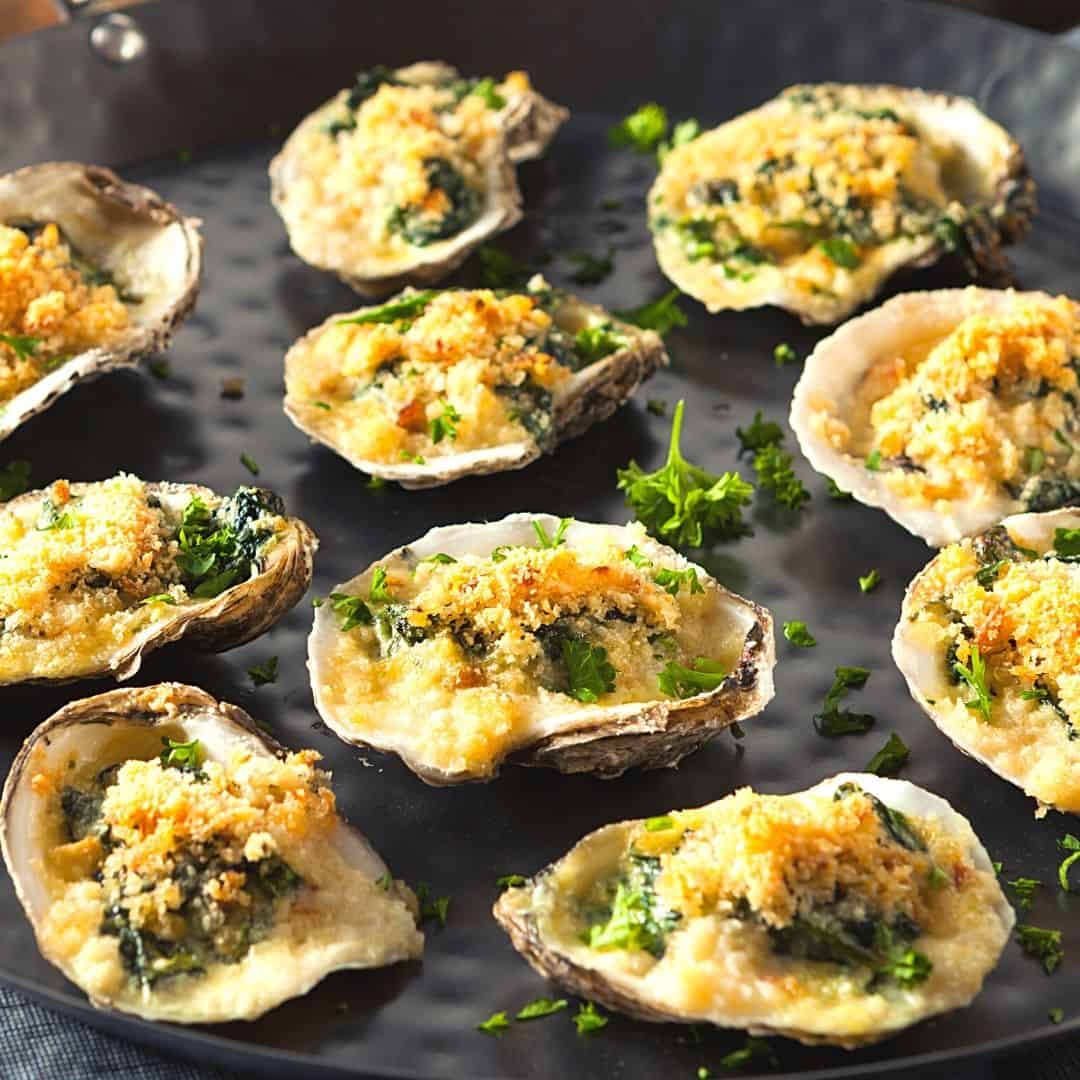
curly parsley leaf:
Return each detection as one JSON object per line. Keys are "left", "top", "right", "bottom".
{"left": 516, "top": 998, "right": 568, "bottom": 1021}
{"left": 865, "top": 732, "right": 910, "bottom": 776}
{"left": 247, "top": 656, "right": 279, "bottom": 687}
{"left": 1016, "top": 923, "right": 1064, "bottom": 974}
{"left": 533, "top": 517, "right": 571, "bottom": 548}
{"left": 623, "top": 545, "right": 652, "bottom": 568}
{"left": 338, "top": 291, "right": 437, "bottom": 326}
{"left": 574, "top": 324, "right": 625, "bottom": 363}
{"left": 0, "top": 460, "right": 31, "bottom": 502}
{"left": 826, "top": 477, "right": 852, "bottom": 500}
{"left": 369, "top": 566, "right": 393, "bottom": 602}
{"left": 0, "top": 333, "right": 40, "bottom": 362}
{"left": 563, "top": 637, "right": 617, "bottom": 702}
{"left": 953, "top": 644, "right": 993, "bottom": 723}
{"left": 572, "top": 1001, "right": 609, "bottom": 1036}
{"left": 429, "top": 399, "right": 461, "bottom": 443}
{"left": 818, "top": 235, "right": 860, "bottom": 268}
{"left": 329, "top": 592, "right": 373, "bottom": 631}
{"left": 653, "top": 566, "right": 703, "bottom": 596}
{"left": 753, "top": 444, "right": 810, "bottom": 510}
{"left": 617, "top": 400, "right": 754, "bottom": 547}
{"left": 476, "top": 244, "right": 532, "bottom": 289}
{"left": 608, "top": 102, "right": 668, "bottom": 152}
{"left": 714, "top": 1036, "right": 778, "bottom": 1071}
{"left": 1058, "top": 834, "right": 1080, "bottom": 892}
{"left": 735, "top": 411, "right": 783, "bottom": 455}
{"left": 658, "top": 657, "right": 726, "bottom": 699}
{"left": 159, "top": 736, "right": 202, "bottom": 773}
{"left": 782, "top": 620, "right": 816, "bottom": 647}
{"left": 477, "top": 1011, "right": 510, "bottom": 1035}
{"left": 615, "top": 289, "right": 688, "bottom": 336}
{"left": 567, "top": 248, "right": 614, "bottom": 286}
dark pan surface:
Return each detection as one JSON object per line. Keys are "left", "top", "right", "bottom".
{"left": 2, "top": 0, "right": 1080, "bottom": 1076}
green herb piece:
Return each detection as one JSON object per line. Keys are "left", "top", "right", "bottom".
{"left": 656, "top": 118, "right": 702, "bottom": 163}
{"left": 644, "top": 815, "right": 675, "bottom": 832}
{"left": 35, "top": 501, "right": 74, "bottom": 531}
{"left": 240, "top": 452, "right": 260, "bottom": 476}
{"left": 783, "top": 621, "right": 816, "bottom": 647}
{"left": 993, "top": 861, "right": 1003, "bottom": 875}
{"left": 496, "top": 874, "right": 527, "bottom": 889}
{"left": 773, "top": 343, "right": 798, "bottom": 367}
{"left": 366, "top": 475, "right": 386, "bottom": 491}
{"left": 615, "top": 290, "right": 688, "bottom": 336}
{"left": 247, "top": 656, "right": 279, "bottom": 687}
{"left": 477, "top": 1011, "right": 510, "bottom": 1035}
{"left": 865, "top": 449, "right": 882, "bottom": 471}
{"left": 476, "top": 245, "right": 531, "bottom": 288}
{"left": 415, "top": 883, "right": 451, "bottom": 927}
{"left": 653, "top": 566, "right": 703, "bottom": 596}
{"left": 623, "top": 546, "right": 652, "bottom": 568}
{"left": 608, "top": 102, "right": 668, "bottom": 153}
{"left": 159, "top": 737, "right": 202, "bottom": 773}
{"left": 927, "top": 865, "right": 950, "bottom": 890}
{"left": 338, "top": 291, "right": 437, "bottom": 326}
{"left": 858, "top": 569, "right": 881, "bottom": 593}
{"left": 646, "top": 399, "right": 668, "bottom": 416}
{"left": 469, "top": 76, "right": 506, "bottom": 109}
{"left": 139, "top": 593, "right": 177, "bottom": 606}
{"left": 735, "top": 411, "right": 783, "bottom": 455}
{"left": 422, "top": 553, "right": 457, "bottom": 565}
{"left": 878, "top": 946, "right": 933, "bottom": 987}
{"left": 753, "top": 444, "right": 810, "bottom": 510}
{"left": 374, "top": 873, "right": 392, "bottom": 890}
{"left": 400, "top": 450, "right": 427, "bottom": 464}
{"left": 0, "top": 333, "right": 40, "bottom": 362}
{"left": 658, "top": 657, "right": 726, "bottom": 699}
{"left": 574, "top": 324, "right": 624, "bottom": 364}
{"left": 1055, "top": 428, "right": 1075, "bottom": 454}
{"left": 563, "top": 637, "right": 617, "bottom": 702}
{"left": 814, "top": 666, "right": 874, "bottom": 737}
{"left": 1053, "top": 527, "right": 1080, "bottom": 560}
{"left": 148, "top": 359, "right": 170, "bottom": 379}
{"left": 429, "top": 399, "right": 461, "bottom": 443}
{"left": 1050, "top": 1008, "right": 1065, "bottom": 1024}
{"left": 329, "top": 592, "right": 373, "bottom": 631}
{"left": 1027, "top": 447, "right": 1046, "bottom": 474}
{"left": 1058, "top": 834, "right": 1080, "bottom": 891}
{"left": 826, "top": 477, "right": 852, "bottom": 500}
{"left": 1008, "top": 877, "right": 1042, "bottom": 910}
{"left": 516, "top": 998, "right": 568, "bottom": 1021}
{"left": 533, "top": 517, "right": 571, "bottom": 548}
{"left": 1016, "top": 924, "right": 1064, "bottom": 974}
{"left": 573, "top": 1001, "right": 608, "bottom": 1036}
{"left": 865, "top": 732, "right": 910, "bottom": 776}
{"left": 567, "top": 249, "right": 614, "bottom": 286}
{"left": 490, "top": 545, "right": 513, "bottom": 562}
{"left": 953, "top": 644, "right": 993, "bottom": 723}
{"left": 818, "top": 235, "right": 860, "bottom": 268}
{"left": 975, "top": 559, "right": 1006, "bottom": 589}
{"left": 369, "top": 566, "right": 392, "bottom": 602}
{"left": 0, "top": 460, "right": 31, "bottom": 502}
{"left": 314, "top": 400, "right": 332, "bottom": 411}
{"left": 717, "top": 1036, "right": 778, "bottom": 1071}
{"left": 617, "top": 400, "right": 754, "bottom": 547}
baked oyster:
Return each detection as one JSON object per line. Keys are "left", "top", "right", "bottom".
{"left": 894, "top": 510, "right": 1080, "bottom": 813}
{"left": 0, "top": 683, "right": 423, "bottom": 1023}
{"left": 284, "top": 281, "right": 666, "bottom": 488}
{"left": 494, "top": 773, "right": 1012, "bottom": 1048}
{"left": 0, "top": 474, "right": 316, "bottom": 686}
{"left": 650, "top": 84, "right": 1033, "bottom": 325}
{"left": 269, "top": 61, "right": 567, "bottom": 296}
{"left": 308, "top": 514, "right": 774, "bottom": 784}
{"left": 791, "top": 288, "right": 1080, "bottom": 546}
{"left": 0, "top": 162, "right": 202, "bottom": 440}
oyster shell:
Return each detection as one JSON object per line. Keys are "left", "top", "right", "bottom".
{"left": 0, "top": 162, "right": 202, "bottom": 440}
{"left": 790, "top": 288, "right": 1078, "bottom": 546}
{"left": 494, "top": 773, "right": 1012, "bottom": 1048}
{"left": 0, "top": 476, "right": 316, "bottom": 686}
{"left": 283, "top": 283, "right": 667, "bottom": 489}
{"left": 308, "top": 514, "right": 774, "bottom": 784}
{"left": 0, "top": 683, "right": 423, "bottom": 1023}
{"left": 650, "top": 84, "right": 1034, "bottom": 325}
{"left": 894, "top": 509, "right": 1080, "bottom": 812}
{"left": 269, "top": 62, "right": 567, "bottom": 297}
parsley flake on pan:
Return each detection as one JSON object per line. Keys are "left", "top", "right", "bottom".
{"left": 496, "top": 874, "right": 527, "bottom": 890}
{"left": 858, "top": 568, "right": 881, "bottom": 593}
{"left": 773, "top": 342, "right": 798, "bottom": 367}
{"left": 617, "top": 399, "right": 753, "bottom": 547}
{"left": 477, "top": 1011, "right": 510, "bottom": 1035}
{"left": 567, "top": 248, "right": 614, "bottom": 286}
{"left": 572, "top": 1001, "right": 608, "bottom": 1035}
{"left": 865, "top": 732, "right": 910, "bottom": 776}
{"left": 782, "top": 620, "right": 816, "bottom": 647}
{"left": 735, "top": 411, "right": 783, "bottom": 455}
{"left": 0, "top": 460, "right": 31, "bottom": 502}
{"left": 1008, "top": 877, "right": 1042, "bottom": 910}
{"left": 247, "top": 656, "right": 279, "bottom": 687}
{"left": 753, "top": 443, "right": 810, "bottom": 510}
{"left": 608, "top": 103, "right": 668, "bottom": 153}
{"left": 1016, "top": 924, "right": 1064, "bottom": 974}
{"left": 615, "top": 289, "right": 688, "bottom": 336}
{"left": 240, "top": 452, "right": 260, "bottom": 476}
{"left": 516, "top": 998, "right": 568, "bottom": 1021}
{"left": 1058, "top": 834, "right": 1080, "bottom": 891}
{"left": 814, "top": 666, "right": 874, "bottom": 736}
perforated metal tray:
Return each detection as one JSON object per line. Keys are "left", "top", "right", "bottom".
{"left": 2, "top": 1, "right": 1080, "bottom": 1076}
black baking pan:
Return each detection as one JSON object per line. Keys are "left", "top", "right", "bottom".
{"left": 1, "top": 0, "right": 1079, "bottom": 1076}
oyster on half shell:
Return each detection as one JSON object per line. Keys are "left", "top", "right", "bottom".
{"left": 0, "top": 162, "right": 202, "bottom": 440}
{"left": 0, "top": 475, "right": 316, "bottom": 686}
{"left": 269, "top": 61, "right": 568, "bottom": 297}
{"left": 283, "top": 282, "right": 667, "bottom": 489}
{"left": 494, "top": 773, "right": 1012, "bottom": 1048}
{"left": 308, "top": 514, "right": 774, "bottom": 784}
{"left": 650, "top": 84, "right": 1034, "bottom": 325}
{"left": 0, "top": 684, "right": 423, "bottom": 1023}
{"left": 894, "top": 510, "right": 1080, "bottom": 813}
{"left": 791, "top": 288, "right": 1080, "bottom": 546}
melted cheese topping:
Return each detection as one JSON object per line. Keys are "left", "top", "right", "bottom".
{"left": 816, "top": 296, "right": 1080, "bottom": 511}
{"left": 651, "top": 86, "right": 956, "bottom": 299}
{"left": 286, "top": 285, "right": 585, "bottom": 463}
{"left": 0, "top": 223, "right": 130, "bottom": 406}
{"left": 517, "top": 781, "right": 1006, "bottom": 1043}
{"left": 316, "top": 525, "right": 747, "bottom": 778}
{"left": 904, "top": 526, "right": 1080, "bottom": 809}
{"left": 278, "top": 71, "right": 531, "bottom": 269}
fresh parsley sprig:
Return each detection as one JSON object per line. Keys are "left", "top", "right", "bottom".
{"left": 563, "top": 637, "right": 617, "bottom": 702}
{"left": 783, "top": 620, "right": 816, "bottom": 647}
{"left": 615, "top": 290, "right": 688, "bottom": 336}
{"left": 953, "top": 644, "right": 993, "bottom": 723}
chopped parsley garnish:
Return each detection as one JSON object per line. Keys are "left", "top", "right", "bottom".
{"left": 35, "top": 500, "right": 74, "bottom": 531}
{"left": 337, "top": 291, "right": 437, "bottom": 326}
{"left": 0, "top": 333, "right": 40, "bottom": 362}
{"left": 653, "top": 566, "right": 702, "bottom": 596}
{"left": 0, "top": 460, "right": 31, "bottom": 502}
{"left": 877, "top": 946, "right": 933, "bottom": 987}
{"left": 646, "top": 399, "right": 668, "bottom": 416}
{"left": 643, "top": 815, "right": 675, "bottom": 833}
{"left": 1008, "top": 877, "right": 1042, "bottom": 910}
{"left": 773, "top": 343, "right": 798, "bottom": 367}
{"left": 1016, "top": 923, "right": 1064, "bottom": 974}
{"left": 1026, "top": 447, "right": 1046, "bottom": 474}
{"left": 818, "top": 235, "right": 860, "bottom": 268}
{"left": 656, "top": 117, "right": 701, "bottom": 163}
{"left": 148, "top": 359, "right": 170, "bottom": 379}
{"left": 865, "top": 449, "right": 882, "bottom": 471}
{"left": 704, "top": 1037, "right": 779, "bottom": 1072}
{"left": 574, "top": 324, "right": 624, "bottom": 363}
{"left": 469, "top": 77, "right": 506, "bottom": 110}
{"left": 533, "top": 517, "right": 571, "bottom": 548}
{"left": 476, "top": 244, "right": 531, "bottom": 288}
{"left": 496, "top": 874, "right": 527, "bottom": 889}
{"left": 374, "top": 873, "right": 392, "bottom": 890}
{"left": 623, "top": 545, "right": 652, "bottom": 568}
{"left": 953, "top": 644, "right": 993, "bottom": 723}
{"left": 369, "top": 566, "right": 392, "bottom": 602}
{"left": 782, "top": 620, "right": 816, "bottom": 647}
{"left": 313, "top": 400, "right": 332, "bottom": 410}
{"left": 1050, "top": 1008, "right": 1065, "bottom": 1024}
{"left": 400, "top": 450, "right": 427, "bottom": 464}
{"left": 572, "top": 1001, "right": 608, "bottom": 1036}
{"left": 1058, "top": 834, "right": 1080, "bottom": 891}
{"left": 240, "top": 452, "right": 260, "bottom": 476}
{"left": 516, "top": 998, "right": 568, "bottom": 1021}
{"left": 429, "top": 399, "right": 461, "bottom": 443}
{"left": 159, "top": 736, "right": 202, "bottom": 773}
{"left": 366, "top": 474, "right": 387, "bottom": 490}
{"left": 753, "top": 444, "right": 810, "bottom": 510}
{"left": 858, "top": 569, "right": 881, "bottom": 593}
{"left": 814, "top": 666, "right": 874, "bottom": 737}
{"left": 422, "top": 553, "right": 457, "bottom": 565}
{"left": 415, "top": 883, "right": 451, "bottom": 927}
{"left": 608, "top": 102, "right": 668, "bottom": 153}
{"left": 247, "top": 656, "right": 279, "bottom": 687}
{"left": 658, "top": 657, "right": 726, "bottom": 699}
{"left": 865, "top": 732, "right": 910, "bottom": 776}
{"left": 617, "top": 400, "right": 754, "bottom": 547}
{"left": 735, "top": 411, "right": 783, "bottom": 455}
{"left": 567, "top": 249, "right": 614, "bottom": 285}
{"left": 477, "top": 1011, "right": 510, "bottom": 1035}
{"left": 975, "top": 559, "right": 1006, "bottom": 589}
{"left": 490, "top": 545, "right": 512, "bottom": 563}
{"left": 1053, "top": 527, "right": 1080, "bottom": 560}
{"left": 563, "top": 637, "right": 617, "bottom": 702}
{"left": 615, "top": 289, "right": 688, "bottom": 336}
{"left": 139, "top": 593, "right": 177, "bottom": 606}
{"left": 329, "top": 592, "right": 373, "bottom": 631}
{"left": 826, "top": 477, "right": 852, "bottom": 500}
